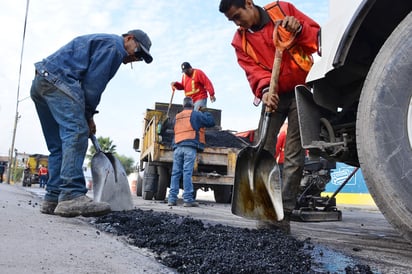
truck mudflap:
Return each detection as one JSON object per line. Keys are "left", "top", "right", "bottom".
{"left": 295, "top": 85, "right": 322, "bottom": 149}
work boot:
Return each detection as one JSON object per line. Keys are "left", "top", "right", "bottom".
{"left": 54, "top": 195, "right": 111, "bottom": 217}
{"left": 183, "top": 202, "right": 199, "bottom": 207}
{"left": 40, "top": 200, "right": 58, "bottom": 215}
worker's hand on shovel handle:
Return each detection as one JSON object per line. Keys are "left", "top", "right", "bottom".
{"left": 262, "top": 90, "right": 279, "bottom": 112}
{"left": 88, "top": 117, "right": 96, "bottom": 136}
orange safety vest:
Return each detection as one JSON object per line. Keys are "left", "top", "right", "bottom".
{"left": 174, "top": 109, "right": 206, "bottom": 144}
{"left": 183, "top": 70, "right": 200, "bottom": 96}
{"left": 240, "top": 2, "right": 313, "bottom": 72}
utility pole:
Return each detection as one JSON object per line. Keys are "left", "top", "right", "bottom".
{"left": 7, "top": 0, "right": 30, "bottom": 184}
{"left": 6, "top": 112, "right": 20, "bottom": 184}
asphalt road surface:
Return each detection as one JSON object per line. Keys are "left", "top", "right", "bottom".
{"left": 2, "top": 183, "right": 411, "bottom": 273}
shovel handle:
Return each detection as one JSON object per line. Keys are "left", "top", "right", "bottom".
{"left": 265, "top": 20, "right": 297, "bottom": 113}
{"left": 90, "top": 135, "right": 102, "bottom": 153}
{"left": 166, "top": 88, "right": 175, "bottom": 118}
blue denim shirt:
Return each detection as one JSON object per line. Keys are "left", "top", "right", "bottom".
{"left": 34, "top": 33, "right": 127, "bottom": 119}
{"left": 172, "top": 108, "right": 216, "bottom": 151}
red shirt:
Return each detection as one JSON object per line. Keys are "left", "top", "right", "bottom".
{"left": 275, "top": 130, "right": 286, "bottom": 164}
{"left": 39, "top": 166, "right": 48, "bottom": 176}
{"left": 231, "top": 1, "right": 320, "bottom": 104}
{"left": 173, "top": 68, "right": 215, "bottom": 103}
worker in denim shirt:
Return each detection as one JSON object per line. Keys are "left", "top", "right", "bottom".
{"left": 31, "top": 29, "right": 153, "bottom": 217}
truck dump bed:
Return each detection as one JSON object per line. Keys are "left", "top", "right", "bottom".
{"left": 137, "top": 102, "right": 250, "bottom": 203}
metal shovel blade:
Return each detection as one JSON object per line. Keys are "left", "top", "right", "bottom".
{"left": 90, "top": 136, "right": 134, "bottom": 211}
{"left": 231, "top": 112, "right": 284, "bottom": 221}
{"left": 232, "top": 146, "right": 283, "bottom": 221}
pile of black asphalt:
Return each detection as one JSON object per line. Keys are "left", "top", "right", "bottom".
{"left": 93, "top": 209, "right": 374, "bottom": 274}
{"left": 160, "top": 128, "right": 249, "bottom": 149}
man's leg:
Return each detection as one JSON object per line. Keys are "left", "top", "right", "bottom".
{"left": 282, "top": 99, "right": 305, "bottom": 212}
{"left": 182, "top": 146, "right": 197, "bottom": 203}
{"left": 193, "top": 98, "right": 207, "bottom": 111}
{"left": 168, "top": 147, "right": 184, "bottom": 205}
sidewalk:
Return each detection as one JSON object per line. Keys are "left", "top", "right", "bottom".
{"left": 0, "top": 183, "right": 174, "bottom": 274}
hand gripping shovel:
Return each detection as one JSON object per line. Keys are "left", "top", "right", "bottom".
{"left": 90, "top": 135, "right": 134, "bottom": 211}
{"left": 231, "top": 21, "right": 296, "bottom": 221}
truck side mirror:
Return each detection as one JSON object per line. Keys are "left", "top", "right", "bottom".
{"left": 133, "top": 138, "right": 140, "bottom": 152}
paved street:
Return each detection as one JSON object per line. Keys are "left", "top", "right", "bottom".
{"left": 2, "top": 182, "right": 412, "bottom": 274}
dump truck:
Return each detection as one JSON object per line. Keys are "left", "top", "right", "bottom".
{"left": 295, "top": 0, "right": 412, "bottom": 242}
{"left": 133, "top": 102, "right": 249, "bottom": 203}
{"left": 22, "top": 154, "right": 48, "bottom": 187}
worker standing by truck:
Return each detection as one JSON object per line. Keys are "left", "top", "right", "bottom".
{"left": 171, "top": 62, "right": 216, "bottom": 111}
{"left": 168, "top": 97, "right": 215, "bottom": 207}
{"left": 219, "top": 0, "right": 320, "bottom": 233}
{"left": 38, "top": 165, "right": 48, "bottom": 188}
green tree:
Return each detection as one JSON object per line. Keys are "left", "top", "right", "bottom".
{"left": 86, "top": 136, "right": 117, "bottom": 163}
{"left": 114, "top": 154, "right": 136, "bottom": 175}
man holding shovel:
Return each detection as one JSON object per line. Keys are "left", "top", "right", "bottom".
{"left": 171, "top": 62, "right": 216, "bottom": 111}
{"left": 31, "top": 29, "right": 153, "bottom": 217}
{"left": 219, "top": 0, "right": 320, "bottom": 233}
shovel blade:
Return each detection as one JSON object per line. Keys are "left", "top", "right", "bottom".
{"left": 232, "top": 147, "right": 283, "bottom": 221}
{"left": 91, "top": 152, "right": 134, "bottom": 211}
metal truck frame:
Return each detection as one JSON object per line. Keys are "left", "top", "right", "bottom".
{"left": 134, "top": 102, "right": 247, "bottom": 203}
{"left": 297, "top": 0, "right": 412, "bottom": 242}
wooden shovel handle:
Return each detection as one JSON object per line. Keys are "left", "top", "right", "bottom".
{"left": 265, "top": 20, "right": 297, "bottom": 112}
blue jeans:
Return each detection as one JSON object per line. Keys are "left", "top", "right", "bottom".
{"left": 39, "top": 175, "right": 48, "bottom": 188}
{"left": 168, "top": 146, "right": 197, "bottom": 203}
{"left": 193, "top": 98, "right": 207, "bottom": 111}
{"left": 30, "top": 74, "right": 88, "bottom": 202}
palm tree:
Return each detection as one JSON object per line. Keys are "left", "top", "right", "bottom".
{"left": 86, "top": 136, "right": 117, "bottom": 162}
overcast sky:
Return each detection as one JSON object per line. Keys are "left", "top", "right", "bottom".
{"left": 0, "top": 0, "right": 328, "bottom": 161}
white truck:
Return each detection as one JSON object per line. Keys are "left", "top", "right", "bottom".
{"left": 297, "top": 0, "right": 412, "bottom": 242}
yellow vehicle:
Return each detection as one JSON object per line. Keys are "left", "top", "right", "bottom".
{"left": 133, "top": 102, "right": 249, "bottom": 203}
{"left": 22, "top": 154, "right": 48, "bottom": 187}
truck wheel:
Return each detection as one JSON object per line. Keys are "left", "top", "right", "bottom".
{"left": 357, "top": 12, "right": 412, "bottom": 243}
{"left": 136, "top": 171, "right": 143, "bottom": 197}
{"left": 213, "top": 185, "right": 232, "bottom": 204}
{"left": 142, "top": 163, "right": 158, "bottom": 200}
{"left": 155, "top": 166, "right": 169, "bottom": 201}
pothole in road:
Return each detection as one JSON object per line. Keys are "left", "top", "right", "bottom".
{"left": 93, "top": 209, "right": 374, "bottom": 274}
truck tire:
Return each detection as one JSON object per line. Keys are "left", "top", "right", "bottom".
{"left": 155, "top": 166, "right": 169, "bottom": 201}
{"left": 136, "top": 171, "right": 143, "bottom": 197}
{"left": 213, "top": 185, "right": 232, "bottom": 204}
{"left": 357, "top": 12, "right": 412, "bottom": 243}
{"left": 142, "top": 164, "right": 158, "bottom": 201}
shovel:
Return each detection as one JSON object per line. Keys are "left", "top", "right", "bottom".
{"left": 90, "top": 135, "right": 134, "bottom": 211}
{"left": 231, "top": 21, "right": 296, "bottom": 221}
{"left": 159, "top": 88, "right": 176, "bottom": 134}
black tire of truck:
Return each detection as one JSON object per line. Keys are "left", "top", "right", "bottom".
{"left": 213, "top": 185, "right": 232, "bottom": 204}
{"left": 357, "top": 11, "right": 412, "bottom": 243}
{"left": 136, "top": 171, "right": 143, "bottom": 196}
{"left": 154, "top": 166, "right": 169, "bottom": 201}
{"left": 142, "top": 164, "right": 157, "bottom": 200}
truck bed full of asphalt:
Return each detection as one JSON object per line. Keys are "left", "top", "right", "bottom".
{"left": 160, "top": 128, "right": 248, "bottom": 149}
